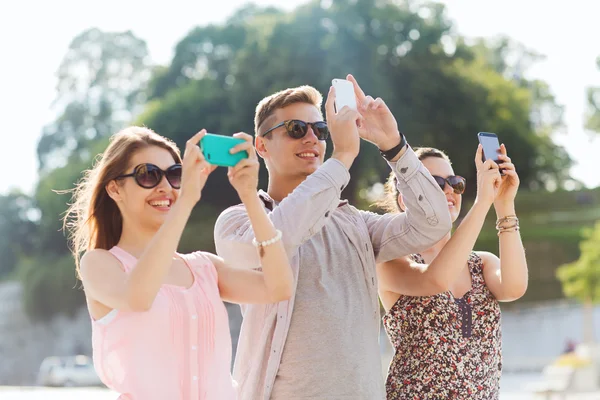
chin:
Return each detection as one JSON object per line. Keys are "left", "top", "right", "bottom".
{"left": 448, "top": 207, "right": 460, "bottom": 222}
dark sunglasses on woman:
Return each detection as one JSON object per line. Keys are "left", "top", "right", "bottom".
{"left": 116, "top": 163, "right": 183, "bottom": 189}
{"left": 432, "top": 175, "right": 466, "bottom": 194}
{"left": 261, "top": 119, "right": 329, "bottom": 141}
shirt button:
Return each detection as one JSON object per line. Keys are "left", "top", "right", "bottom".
{"left": 192, "top": 345, "right": 197, "bottom": 350}
{"left": 193, "top": 376, "right": 198, "bottom": 381}
{"left": 192, "top": 315, "right": 197, "bottom": 320}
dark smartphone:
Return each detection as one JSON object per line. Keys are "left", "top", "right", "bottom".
{"left": 477, "top": 132, "right": 504, "bottom": 174}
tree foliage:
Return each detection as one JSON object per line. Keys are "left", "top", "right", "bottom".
{"left": 7, "top": 0, "right": 576, "bottom": 320}
{"left": 556, "top": 221, "right": 600, "bottom": 304}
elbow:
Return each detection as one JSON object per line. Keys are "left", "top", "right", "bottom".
{"left": 501, "top": 282, "right": 528, "bottom": 302}
{"left": 511, "top": 282, "right": 528, "bottom": 301}
{"left": 267, "top": 284, "right": 293, "bottom": 303}
{"left": 266, "top": 276, "right": 294, "bottom": 303}
{"left": 424, "top": 211, "right": 452, "bottom": 247}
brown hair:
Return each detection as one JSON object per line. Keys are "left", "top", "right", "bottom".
{"left": 377, "top": 147, "right": 451, "bottom": 213}
{"left": 63, "top": 126, "right": 181, "bottom": 276}
{"left": 254, "top": 85, "right": 323, "bottom": 134}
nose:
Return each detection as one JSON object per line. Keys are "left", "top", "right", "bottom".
{"left": 442, "top": 181, "right": 454, "bottom": 195}
{"left": 155, "top": 175, "right": 171, "bottom": 192}
{"left": 301, "top": 125, "right": 319, "bottom": 144}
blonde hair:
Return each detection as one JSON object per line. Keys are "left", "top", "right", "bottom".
{"left": 255, "top": 85, "right": 323, "bottom": 134}
{"left": 63, "top": 126, "right": 181, "bottom": 276}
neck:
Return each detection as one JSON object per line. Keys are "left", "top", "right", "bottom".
{"left": 419, "top": 230, "right": 452, "bottom": 261}
{"left": 266, "top": 173, "right": 308, "bottom": 202}
{"left": 116, "top": 220, "right": 158, "bottom": 258}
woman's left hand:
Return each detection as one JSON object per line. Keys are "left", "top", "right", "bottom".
{"left": 494, "top": 143, "right": 520, "bottom": 208}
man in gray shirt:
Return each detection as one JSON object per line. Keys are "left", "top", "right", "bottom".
{"left": 214, "top": 75, "right": 452, "bottom": 399}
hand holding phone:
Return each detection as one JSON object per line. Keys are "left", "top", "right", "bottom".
{"left": 477, "top": 132, "right": 504, "bottom": 174}
{"left": 200, "top": 133, "right": 249, "bottom": 167}
{"left": 332, "top": 78, "right": 357, "bottom": 112}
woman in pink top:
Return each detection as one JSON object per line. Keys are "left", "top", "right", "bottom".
{"left": 63, "top": 126, "right": 293, "bottom": 400}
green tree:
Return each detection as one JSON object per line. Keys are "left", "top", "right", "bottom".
{"left": 138, "top": 0, "right": 571, "bottom": 206}
{"left": 556, "top": 221, "right": 600, "bottom": 343}
{"left": 37, "top": 28, "right": 151, "bottom": 171}
{"left": 0, "top": 192, "right": 37, "bottom": 278}
{"left": 18, "top": 28, "right": 152, "bottom": 320}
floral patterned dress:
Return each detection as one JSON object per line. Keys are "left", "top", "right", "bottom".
{"left": 383, "top": 252, "right": 502, "bottom": 399}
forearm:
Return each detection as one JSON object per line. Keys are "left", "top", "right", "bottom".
{"left": 372, "top": 147, "right": 452, "bottom": 260}
{"left": 496, "top": 203, "right": 529, "bottom": 293}
{"left": 427, "top": 200, "right": 490, "bottom": 286}
{"left": 215, "top": 158, "right": 349, "bottom": 263}
{"left": 242, "top": 192, "right": 293, "bottom": 300}
{"left": 126, "top": 200, "right": 193, "bottom": 309}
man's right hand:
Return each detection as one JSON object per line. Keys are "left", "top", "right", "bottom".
{"left": 325, "top": 86, "right": 362, "bottom": 170}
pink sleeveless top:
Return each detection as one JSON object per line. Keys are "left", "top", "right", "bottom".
{"left": 91, "top": 246, "right": 237, "bottom": 400}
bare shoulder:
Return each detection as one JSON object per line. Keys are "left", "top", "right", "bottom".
{"left": 79, "top": 249, "right": 122, "bottom": 281}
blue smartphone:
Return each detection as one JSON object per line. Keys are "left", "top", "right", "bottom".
{"left": 477, "top": 132, "right": 504, "bottom": 174}
{"left": 200, "top": 134, "right": 248, "bottom": 167}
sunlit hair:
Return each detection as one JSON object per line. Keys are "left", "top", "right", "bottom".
{"left": 63, "top": 126, "right": 181, "bottom": 277}
{"left": 376, "top": 147, "right": 452, "bottom": 213}
{"left": 255, "top": 85, "right": 323, "bottom": 135}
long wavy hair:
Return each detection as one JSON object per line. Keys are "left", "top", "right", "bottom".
{"left": 63, "top": 126, "right": 181, "bottom": 277}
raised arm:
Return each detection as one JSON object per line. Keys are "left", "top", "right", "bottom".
{"left": 379, "top": 147, "right": 502, "bottom": 296}
{"left": 480, "top": 144, "right": 528, "bottom": 301}
{"left": 208, "top": 134, "right": 293, "bottom": 304}
{"left": 361, "top": 147, "right": 452, "bottom": 263}
{"left": 346, "top": 74, "right": 451, "bottom": 262}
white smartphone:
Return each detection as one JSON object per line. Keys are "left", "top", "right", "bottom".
{"left": 332, "top": 78, "right": 357, "bottom": 112}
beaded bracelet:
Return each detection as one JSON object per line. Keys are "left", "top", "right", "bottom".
{"left": 252, "top": 230, "right": 283, "bottom": 248}
{"left": 496, "top": 215, "right": 519, "bottom": 230}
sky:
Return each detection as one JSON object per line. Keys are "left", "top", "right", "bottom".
{"left": 0, "top": 0, "right": 598, "bottom": 195}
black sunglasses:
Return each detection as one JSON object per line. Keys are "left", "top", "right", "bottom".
{"left": 116, "top": 163, "right": 183, "bottom": 189}
{"left": 432, "top": 175, "right": 466, "bottom": 194}
{"left": 261, "top": 120, "right": 329, "bottom": 141}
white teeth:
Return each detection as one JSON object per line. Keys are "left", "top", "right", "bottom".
{"left": 150, "top": 200, "right": 170, "bottom": 207}
{"left": 298, "top": 153, "right": 316, "bottom": 158}
{"left": 447, "top": 201, "right": 454, "bottom": 206}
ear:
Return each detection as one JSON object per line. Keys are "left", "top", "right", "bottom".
{"left": 397, "top": 193, "right": 406, "bottom": 212}
{"left": 106, "top": 180, "right": 123, "bottom": 202}
{"left": 255, "top": 135, "right": 268, "bottom": 160}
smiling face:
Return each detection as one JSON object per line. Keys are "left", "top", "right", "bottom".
{"left": 421, "top": 156, "right": 462, "bottom": 222}
{"left": 256, "top": 102, "right": 327, "bottom": 180}
{"left": 106, "top": 145, "right": 181, "bottom": 232}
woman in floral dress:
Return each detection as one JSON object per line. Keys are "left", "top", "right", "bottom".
{"left": 376, "top": 144, "right": 528, "bottom": 399}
